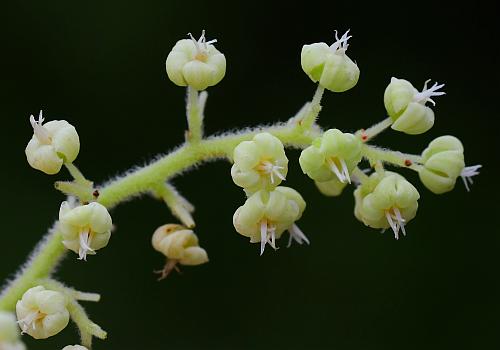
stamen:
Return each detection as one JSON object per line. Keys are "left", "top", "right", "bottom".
{"left": 260, "top": 220, "right": 267, "bottom": 255}
{"left": 287, "top": 224, "right": 310, "bottom": 248}
{"left": 268, "top": 226, "right": 277, "bottom": 250}
{"left": 385, "top": 210, "right": 400, "bottom": 240}
{"left": 328, "top": 158, "right": 346, "bottom": 183}
{"left": 413, "top": 80, "right": 446, "bottom": 105}
{"left": 340, "top": 158, "right": 351, "bottom": 184}
{"left": 258, "top": 161, "right": 286, "bottom": 184}
{"left": 78, "top": 230, "right": 94, "bottom": 261}
{"left": 393, "top": 207, "right": 406, "bottom": 237}
{"left": 29, "top": 110, "right": 51, "bottom": 144}
{"left": 330, "top": 29, "right": 351, "bottom": 53}
{"left": 188, "top": 30, "right": 217, "bottom": 58}
{"left": 460, "top": 165, "right": 482, "bottom": 191}
{"left": 17, "top": 310, "right": 40, "bottom": 334}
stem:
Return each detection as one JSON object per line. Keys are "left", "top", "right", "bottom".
{"left": 357, "top": 117, "right": 393, "bottom": 141}
{"left": 152, "top": 182, "right": 195, "bottom": 228}
{"left": 186, "top": 87, "right": 204, "bottom": 142}
{"left": 299, "top": 85, "right": 325, "bottom": 130}
{"left": 40, "top": 279, "right": 101, "bottom": 302}
{"left": 361, "top": 144, "right": 422, "bottom": 169}
{"left": 0, "top": 230, "right": 66, "bottom": 311}
{"left": 352, "top": 167, "right": 369, "bottom": 184}
{"left": 0, "top": 123, "right": 319, "bottom": 311}
{"left": 65, "top": 163, "right": 91, "bottom": 185}
{"left": 98, "top": 123, "right": 319, "bottom": 209}
{"left": 67, "top": 298, "right": 107, "bottom": 347}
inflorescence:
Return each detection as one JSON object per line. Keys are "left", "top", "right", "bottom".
{"left": 0, "top": 30, "right": 480, "bottom": 349}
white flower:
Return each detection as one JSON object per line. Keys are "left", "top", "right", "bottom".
{"left": 25, "top": 110, "right": 80, "bottom": 174}
{"left": 15, "top": 286, "right": 69, "bottom": 339}
{"left": 233, "top": 187, "right": 307, "bottom": 255}
{"left": 59, "top": 201, "right": 113, "bottom": 260}
{"left": 301, "top": 30, "right": 360, "bottom": 92}
{"left": 384, "top": 78, "right": 445, "bottom": 134}
{"left": 62, "top": 345, "right": 88, "bottom": 350}
{"left": 166, "top": 30, "right": 226, "bottom": 90}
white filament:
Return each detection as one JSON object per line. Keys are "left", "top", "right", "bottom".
{"left": 287, "top": 224, "right": 310, "bottom": 248}
{"left": 413, "top": 80, "right": 445, "bottom": 106}
{"left": 330, "top": 29, "right": 351, "bottom": 53}
{"left": 78, "top": 230, "right": 94, "bottom": 261}
{"left": 328, "top": 158, "right": 351, "bottom": 183}
{"left": 460, "top": 165, "right": 482, "bottom": 192}
{"left": 29, "top": 110, "right": 51, "bottom": 144}
{"left": 260, "top": 220, "right": 278, "bottom": 255}
{"left": 17, "top": 310, "right": 40, "bottom": 334}
{"left": 385, "top": 207, "right": 407, "bottom": 240}
{"left": 259, "top": 161, "right": 286, "bottom": 184}
{"left": 188, "top": 30, "right": 217, "bottom": 55}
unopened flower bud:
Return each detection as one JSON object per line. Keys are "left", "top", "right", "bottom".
{"left": 419, "top": 135, "right": 465, "bottom": 194}
{"left": 152, "top": 224, "right": 208, "bottom": 279}
{"left": 166, "top": 30, "right": 226, "bottom": 91}
{"left": 0, "top": 312, "right": 26, "bottom": 350}
{"left": 16, "top": 286, "right": 69, "bottom": 339}
{"left": 301, "top": 30, "right": 360, "bottom": 92}
{"left": 299, "top": 129, "right": 362, "bottom": 184}
{"left": 233, "top": 187, "right": 307, "bottom": 254}
{"left": 384, "top": 78, "right": 445, "bottom": 134}
{"left": 59, "top": 201, "right": 113, "bottom": 261}
{"left": 62, "top": 345, "right": 88, "bottom": 350}
{"left": 354, "top": 172, "right": 419, "bottom": 239}
{"left": 25, "top": 111, "right": 80, "bottom": 174}
{"left": 231, "top": 133, "right": 288, "bottom": 193}
{"left": 315, "top": 177, "right": 347, "bottom": 197}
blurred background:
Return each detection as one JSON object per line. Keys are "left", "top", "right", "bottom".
{"left": 1, "top": 1, "right": 498, "bottom": 349}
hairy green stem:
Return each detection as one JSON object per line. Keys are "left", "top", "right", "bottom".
{"left": 0, "top": 230, "right": 66, "bottom": 311}
{"left": 0, "top": 123, "right": 319, "bottom": 311}
{"left": 361, "top": 144, "right": 422, "bottom": 169}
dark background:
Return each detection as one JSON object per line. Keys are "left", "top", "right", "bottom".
{"left": 1, "top": 1, "right": 498, "bottom": 349}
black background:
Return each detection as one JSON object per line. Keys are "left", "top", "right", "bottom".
{"left": 1, "top": 1, "right": 498, "bottom": 349}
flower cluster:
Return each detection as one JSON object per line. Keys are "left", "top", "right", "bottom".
{"left": 6, "top": 28, "right": 481, "bottom": 349}
{"left": 231, "top": 133, "right": 309, "bottom": 254}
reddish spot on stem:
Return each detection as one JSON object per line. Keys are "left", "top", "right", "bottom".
{"left": 404, "top": 159, "right": 412, "bottom": 166}
{"left": 360, "top": 129, "right": 368, "bottom": 142}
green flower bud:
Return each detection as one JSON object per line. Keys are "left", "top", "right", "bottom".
{"left": 16, "top": 286, "right": 69, "bottom": 339}
{"left": 166, "top": 30, "right": 226, "bottom": 91}
{"left": 152, "top": 224, "right": 208, "bottom": 279}
{"left": 0, "top": 312, "right": 26, "bottom": 350}
{"left": 384, "top": 78, "right": 445, "bottom": 134}
{"left": 231, "top": 133, "right": 288, "bottom": 193}
{"left": 25, "top": 111, "right": 80, "bottom": 175}
{"left": 233, "top": 187, "right": 307, "bottom": 254}
{"left": 315, "top": 177, "right": 347, "bottom": 197}
{"left": 301, "top": 30, "right": 360, "bottom": 92}
{"left": 59, "top": 201, "right": 113, "bottom": 261}
{"left": 354, "top": 172, "right": 419, "bottom": 239}
{"left": 419, "top": 135, "right": 465, "bottom": 194}
{"left": 299, "top": 129, "right": 362, "bottom": 184}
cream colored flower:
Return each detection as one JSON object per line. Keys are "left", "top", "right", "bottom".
{"left": 15, "top": 286, "right": 69, "bottom": 339}
{"left": 25, "top": 110, "right": 80, "bottom": 174}
{"left": 59, "top": 201, "right": 113, "bottom": 260}
{"left": 152, "top": 224, "right": 208, "bottom": 279}
{"left": 166, "top": 30, "right": 226, "bottom": 90}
